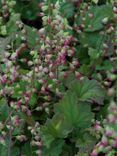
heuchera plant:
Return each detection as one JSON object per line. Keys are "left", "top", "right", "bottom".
{"left": 0, "top": 0, "right": 117, "bottom": 156}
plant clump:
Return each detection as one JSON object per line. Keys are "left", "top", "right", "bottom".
{"left": 0, "top": 0, "right": 117, "bottom": 156}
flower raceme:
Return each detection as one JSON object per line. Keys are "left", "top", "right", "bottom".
{"left": 0, "top": 1, "right": 80, "bottom": 155}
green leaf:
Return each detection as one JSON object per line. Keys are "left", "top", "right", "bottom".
{"left": 22, "top": 142, "right": 34, "bottom": 156}
{"left": 92, "top": 0, "right": 98, "bottom": 4}
{"left": 62, "top": 73, "right": 75, "bottom": 88}
{"left": 12, "top": 81, "right": 27, "bottom": 98}
{"left": 29, "top": 93, "right": 37, "bottom": 108}
{"left": 57, "top": 93, "right": 78, "bottom": 126}
{"left": 7, "top": 14, "right": 20, "bottom": 34}
{"left": 97, "top": 102, "right": 109, "bottom": 120}
{"left": 85, "top": 5, "right": 113, "bottom": 32}
{"left": 0, "top": 144, "right": 7, "bottom": 156}
{"left": 25, "top": 25, "right": 39, "bottom": 48}
{"left": 76, "top": 132, "right": 97, "bottom": 154}
{"left": 88, "top": 47, "right": 100, "bottom": 59}
{"left": 15, "top": 0, "right": 40, "bottom": 20}
{"left": 0, "top": 34, "right": 15, "bottom": 57}
{"left": 79, "top": 65, "right": 91, "bottom": 76}
{"left": 41, "top": 114, "right": 72, "bottom": 147}
{"left": 42, "top": 139, "right": 64, "bottom": 156}
{"left": 60, "top": 2, "right": 74, "bottom": 18}
{"left": 76, "top": 5, "right": 113, "bottom": 32}
{"left": 41, "top": 78, "right": 100, "bottom": 148}
{"left": 0, "top": 98, "right": 8, "bottom": 121}
{"left": 70, "top": 77, "right": 105, "bottom": 103}
{"left": 78, "top": 32, "right": 104, "bottom": 48}
{"left": 0, "top": 143, "right": 19, "bottom": 156}
{"left": 57, "top": 93, "right": 93, "bottom": 129}
{"left": 96, "top": 60, "right": 113, "bottom": 71}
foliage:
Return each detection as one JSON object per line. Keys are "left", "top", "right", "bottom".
{"left": 0, "top": 0, "right": 117, "bottom": 156}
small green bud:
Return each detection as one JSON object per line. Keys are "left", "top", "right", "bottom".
{"left": 102, "top": 17, "right": 109, "bottom": 24}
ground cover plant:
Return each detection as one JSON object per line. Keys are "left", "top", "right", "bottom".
{"left": 0, "top": 0, "right": 117, "bottom": 155}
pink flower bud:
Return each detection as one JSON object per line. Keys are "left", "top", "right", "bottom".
{"left": 0, "top": 136, "right": 5, "bottom": 145}
{"left": 75, "top": 71, "right": 82, "bottom": 80}
{"left": 41, "top": 86, "right": 46, "bottom": 93}
{"left": 26, "top": 109, "right": 31, "bottom": 116}
{"left": 113, "top": 7, "right": 117, "bottom": 13}
{"left": 14, "top": 116, "right": 21, "bottom": 126}
{"left": 0, "top": 75, "right": 7, "bottom": 84}
{"left": 16, "top": 135, "right": 27, "bottom": 142}
{"left": 97, "top": 142, "right": 105, "bottom": 151}
{"left": 107, "top": 114, "right": 116, "bottom": 123}
{"left": 94, "top": 121, "right": 102, "bottom": 132}
{"left": 17, "top": 100, "right": 22, "bottom": 108}
{"left": 72, "top": 60, "right": 80, "bottom": 67}
{"left": 101, "top": 135, "right": 108, "bottom": 146}
{"left": 105, "top": 127, "right": 113, "bottom": 137}
{"left": 88, "top": 13, "right": 94, "bottom": 19}
{"left": 90, "top": 149, "right": 98, "bottom": 156}
{"left": 77, "top": 0, "right": 82, "bottom": 7}
{"left": 49, "top": 72, "right": 55, "bottom": 79}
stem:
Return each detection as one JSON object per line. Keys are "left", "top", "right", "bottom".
{"left": 8, "top": 108, "right": 12, "bottom": 156}
{"left": 0, "top": 62, "right": 12, "bottom": 156}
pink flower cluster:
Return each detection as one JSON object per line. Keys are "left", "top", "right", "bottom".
{"left": 91, "top": 101, "right": 117, "bottom": 156}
